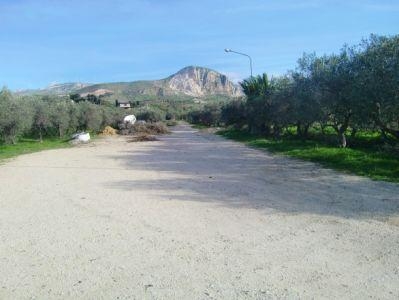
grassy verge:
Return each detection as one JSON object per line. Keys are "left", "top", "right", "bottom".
{"left": 0, "top": 138, "right": 70, "bottom": 162}
{"left": 217, "top": 129, "right": 399, "bottom": 183}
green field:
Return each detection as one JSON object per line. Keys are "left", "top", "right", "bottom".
{"left": 0, "top": 138, "right": 70, "bottom": 162}
{"left": 218, "top": 129, "right": 399, "bottom": 183}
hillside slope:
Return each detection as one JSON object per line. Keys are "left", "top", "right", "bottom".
{"left": 17, "top": 66, "right": 243, "bottom": 100}
{"left": 16, "top": 82, "right": 91, "bottom": 96}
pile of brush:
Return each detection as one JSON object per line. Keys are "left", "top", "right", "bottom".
{"left": 127, "top": 134, "right": 158, "bottom": 143}
{"left": 119, "top": 122, "right": 169, "bottom": 142}
{"left": 119, "top": 122, "right": 169, "bottom": 136}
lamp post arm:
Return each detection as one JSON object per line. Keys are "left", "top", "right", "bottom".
{"left": 228, "top": 50, "right": 253, "bottom": 77}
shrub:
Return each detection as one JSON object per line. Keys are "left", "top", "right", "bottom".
{"left": 136, "top": 109, "right": 163, "bottom": 123}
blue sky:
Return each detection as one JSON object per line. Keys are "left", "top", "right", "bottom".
{"left": 1, "top": 0, "right": 398, "bottom": 90}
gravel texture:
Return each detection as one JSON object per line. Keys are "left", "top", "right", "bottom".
{"left": 0, "top": 124, "right": 398, "bottom": 299}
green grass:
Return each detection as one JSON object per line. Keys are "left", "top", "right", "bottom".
{"left": 218, "top": 129, "right": 399, "bottom": 183}
{"left": 0, "top": 138, "right": 70, "bottom": 162}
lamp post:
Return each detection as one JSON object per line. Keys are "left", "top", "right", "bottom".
{"left": 224, "top": 48, "right": 253, "bottom": 77}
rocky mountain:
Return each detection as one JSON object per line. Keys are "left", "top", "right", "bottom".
{"left": 166, "top": 66, "right": 242, "bottom": 97}
{"left": 16, "top": 66, "right": 243, "bottom": 99}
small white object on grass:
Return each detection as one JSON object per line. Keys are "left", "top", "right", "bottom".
{"left": 71, "top": 132, "right": 91, "bottom": 143}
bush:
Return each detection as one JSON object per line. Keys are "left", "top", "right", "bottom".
{"left": 221, "top": 99, "right": 246, "bottom": 128}
{"left": 136, "top": 109, "right": 163, "bottom": 123}
{"left": 166, "top": 120, "right": 178, "bottom": 126}
{"left": 0, "top": 88, "right": 129, "bottom": 143}
{"left": 187, "top": 103, "right": 222, "bottom": 126}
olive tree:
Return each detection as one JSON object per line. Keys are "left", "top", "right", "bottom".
{"left": 291, "top": 54, "right": 325, "bottom": 138}
{"left": 354, "top": 35, "right": 399, "bottom": 142}
{"left": 78, "top": 102, "right": 103, "bottom": 132}
{"left": 0, "top": 88, "right": 33, "bottom": 144}
{"left": 51, "top": 100, "right": 73, "bottom": 137}
{"left": 221, "top": 99, "right": 246, "bottom": 128}
{"left": 305, "top": 50, "right": 357, "bottom": 147}
{"left": 31, "top": 99, "right": 53, "bottom": 142}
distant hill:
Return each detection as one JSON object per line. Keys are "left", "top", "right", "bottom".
{"left": 17, "top": 82, "right": 91, "bottom": 96}
{"left": 16, "top": 66, "right": 243, "bottom": 100}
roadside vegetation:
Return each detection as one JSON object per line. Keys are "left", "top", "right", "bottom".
{"left": 2, "top": 34, "right": 398, "bottom": 181}
{"left": 218, "top": 128, "right": 399, "bottom": 182}
{"left": 0, "top": 83, "right": 230, "bottom": 147}
{"left": 1, "top": 80, "right": 211, "bottom": 159}
{"left": 190, "top": 34, "right": 399, "bottom": 182}
{"left": 0, "top": 89, "right": 127, "bottom": 144}
{"left": 0, "top": 138, "right": 70, "bottom": 162}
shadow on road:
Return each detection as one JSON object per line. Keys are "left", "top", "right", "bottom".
{"left": 104, "top": 125, "right": 399, "bottom": 219}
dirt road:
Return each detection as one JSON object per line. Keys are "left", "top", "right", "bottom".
{"left": 1, "top": 124, "right": 398, "bottom": 299}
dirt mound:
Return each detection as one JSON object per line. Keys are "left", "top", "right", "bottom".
{"left": 127, "top": 134, "right": 158, "bottom": 142}
{"left": 100, "top": 126, "right": 118, "bottom": 136}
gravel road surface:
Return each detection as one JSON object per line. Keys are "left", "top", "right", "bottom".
{"left": 1, "top": 124, "right": 398, "bottom": 299}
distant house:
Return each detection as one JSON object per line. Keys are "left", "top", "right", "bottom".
{"left": 115, "top": 100, "right": 131, "bottom": 109}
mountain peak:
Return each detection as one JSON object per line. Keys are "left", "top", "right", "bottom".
{"left": 15, "top": 66, "right": 243, "bottom": 98}
{"left": 167, "top": 66, "right": 243, "bottom": 97}
{"left": 175, "top": 65, "right": 213, "bottom": 73}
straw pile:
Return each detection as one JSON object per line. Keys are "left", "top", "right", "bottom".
{"left": 101, "top": 126, "right": 118, "bottom": 136}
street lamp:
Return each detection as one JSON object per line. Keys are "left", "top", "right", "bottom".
{"left": 224, "top": 48, "right": 253, "bottom": 77}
